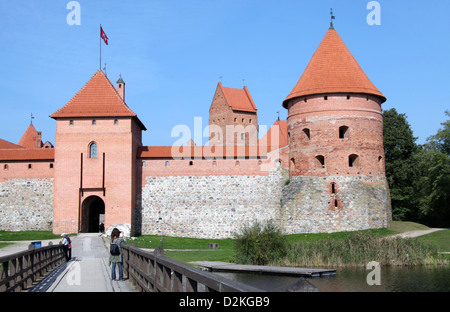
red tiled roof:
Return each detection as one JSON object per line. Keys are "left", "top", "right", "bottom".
{"left": 137, "top": 145, "right": 269, "bottom": 159}
{"left": 283, "top": 28, "right": 386, "bottom": 108}
{"left": 50, "top": 70, "right": 146, "bottom": 129}
{"left": 18, "top": 124, "right": 43, "bottom": 148}
{"left": 0, "top": 149, "right": 54, "bottom": 161}
{"left": 258, "top": 120, "right": 288, "bottom": 152}
{"left": 0, "top": 138, "right": 25, "bottom": 150}
{"left": 219, "top": 83, "right": 257, "bottom": 113}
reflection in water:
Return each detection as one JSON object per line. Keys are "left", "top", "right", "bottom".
{"left": 213, "top": 266, "right": 450, "bottom": 292}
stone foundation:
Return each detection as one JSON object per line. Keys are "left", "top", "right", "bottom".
{"left": 281, "top": 175, "right": 391, "bottom": 233}
{"left": 0, "top": 179, "right": 54, "bottom": 231}
{"left": 139, "top": 170, "right": 287, "bottom": 238}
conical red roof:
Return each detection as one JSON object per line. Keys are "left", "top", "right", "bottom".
{"left": 18, "top": 124, "right": 42, "bottom": 148}
{"left": 283, "top": 28, "right": 386, "bottom": 107}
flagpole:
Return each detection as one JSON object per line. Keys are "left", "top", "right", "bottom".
{"left": 99, "top": 24, "right": 102, "bottom": 70}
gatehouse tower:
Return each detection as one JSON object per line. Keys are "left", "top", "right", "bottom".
{"left": 50, "top": 70, "right": 146, "bottom": 234}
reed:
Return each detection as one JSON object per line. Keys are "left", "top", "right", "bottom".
{"left": 282, "top": 231, "right": 448, "bottom": 267}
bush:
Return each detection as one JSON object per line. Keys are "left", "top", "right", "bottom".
{"left": 233, "top": 220, "right": 287, "bottom": 265}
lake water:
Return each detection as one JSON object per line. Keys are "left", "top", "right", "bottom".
{"left": 213, "top": 265, "right": 450, "bottom": 292}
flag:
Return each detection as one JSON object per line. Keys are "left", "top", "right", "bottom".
{"left": 100, "top": 27, "right": 108, "bottom": 45}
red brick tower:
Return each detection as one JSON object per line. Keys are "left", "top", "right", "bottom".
{"left": 209, "top": 83, "right": 258, "bottom": 146}
{"left": 281, "top": 27, "right": 391, "bottom": 232}
{"left": 50, "top": 70, "right": 146, "bottom": 235}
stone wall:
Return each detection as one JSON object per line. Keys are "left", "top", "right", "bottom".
{"left": 0, "top": 179, "right": 54, "bottom": 231}
{"left": 281, "top": 175, "right": 391, "bottom": 234}
{"left": 139, "top": 169, "right": 288, "bottom": 238}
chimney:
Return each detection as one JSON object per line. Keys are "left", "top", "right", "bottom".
{"left": 116, "top": 74, "right": 125, "bottom": 101}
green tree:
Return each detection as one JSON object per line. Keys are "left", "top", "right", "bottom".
{"left": 427, "top": 110, "right": 450, "bottom": 156}
{"left": 415, "top": 111, "right": 450, "bottom": 227}
{"left": 382, "top": 108, "right": 419, "bottom": 220}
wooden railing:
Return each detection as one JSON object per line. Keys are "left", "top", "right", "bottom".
{"left": 0, "top": 243, "right": 64, "bottom": 292}
{"left": 122, "top": 244, "right": 263, "bottom": 292}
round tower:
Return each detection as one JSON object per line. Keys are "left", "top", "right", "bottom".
{"left": 281, "top": 27, "right": 391, "bottom": 233}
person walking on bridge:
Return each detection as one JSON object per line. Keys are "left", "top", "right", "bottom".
{"left": 109, "top": 228, "right": 126, "bottom": 281}
{"left": 61, "top": 233, "right": 72, "bottom": 262}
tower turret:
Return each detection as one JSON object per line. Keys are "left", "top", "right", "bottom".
{"left": 282, "top": 27, "right": 391, "bottom": 233}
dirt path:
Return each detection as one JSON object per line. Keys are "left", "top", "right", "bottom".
{"left": 391, "top": 228, "right": 447, "bottom": 238}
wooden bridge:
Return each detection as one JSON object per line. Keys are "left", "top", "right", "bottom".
{"left": 0, "top": 234, "right": 262, "bottom": 292}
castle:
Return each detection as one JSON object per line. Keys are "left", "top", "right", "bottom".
{"left": 0, "top": 26, "right": 391, "bottom": 238}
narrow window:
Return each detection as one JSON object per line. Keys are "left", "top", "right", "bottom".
{"left": 89, "top": 142, "right": 97, "bottom": 158}
{"left": 249, "top": 119, "right": 252, "bottom": 124}
{"left": 324, "top": 96, "right": 328, "bottom": 100}
{"left": 241, "top": 133, "right": 245, "bottom": 140}
{"left": 69, "top": 120, "right": 74, "bottom": 125}
{"left": 189, "top": 161, "right": 193, "bottom": 166}
{"left": 290, "top": 158, "right": 295, "bottom": 170}
{"left": 339, "top": 126, "right": 349, "bottom": 139}
{"left": 92, "top": 120, "right": 96, "bottom": 125}
{"left": 3, "top": 164, "right": 8, "bottom": 170}
{"left": 303, "top": 128, "right": 310, "bottom": 140}
{"left": 50, "top": 163, "right": 53, "bottom": 169}
{"left": 234, "top": 118, "right": 237, "bottom": 122}
{"left": 28, "top": 164, "right": 32, "bottom": 169}
{"left": 334, "top": 199, "right": 338, "bottom": 208}
{"left": 212, "top": 160, "right": 217, "bottom": 166}
{"left": 235, "top": 160, "right": 240, "bottom": 166}
{"left": 331, "top": 182, "right": 336, "bottom": 194}
{"left": 165, "top": 161, "right": 170, "bottom": 167}
{"left": 114, "top": 119, "right": 118, "bottom": 125}
{"left": 316, "top": 155, "right": 325, "bottom": 168}
{"left": 142, "top": 161, "right": 146, "bottom": 167}
{"left": 349, "top": 154, "right": 359, "bottom": 167}
{"left": 347, "top": 95, "right": 350, "bottom": 100}
{"left": 242, "top": 118, "right": 245, "bottom": 123}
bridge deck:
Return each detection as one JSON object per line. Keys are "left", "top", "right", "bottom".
{"left": 190, "top": 261, "right": 336, "bottom": 278}
{"left": 27, "top": 233, "right": 135, "bottom": 292}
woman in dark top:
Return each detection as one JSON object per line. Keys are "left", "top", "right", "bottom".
{"left": 109, "top": 228, "right": 126, "bottom": 281}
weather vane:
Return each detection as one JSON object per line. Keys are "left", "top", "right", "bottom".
{"left": 30, "top": 113, "right": 34, "bottom": 125}
{"left": 330, "top": 8, "right": 335, "bottom": 29}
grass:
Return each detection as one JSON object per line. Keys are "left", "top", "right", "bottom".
{"left": 387, "top": 221, "right": 430, "bottom": 233}
{"left": 1, "top": 222, "right": 448, "bottom": 266}
{"left": 417, "top": 230, "right": 450, "bottom": 252}
{"left": 0, "top": 230, "right": 63, "bottom": 241}
{"left": 132, "top": 235, "right": 235, "bottom": 263}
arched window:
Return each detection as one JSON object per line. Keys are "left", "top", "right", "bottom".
{"left": 89, "top": 142, "right": 97, "bottom": 158}
{"left": 349, "top": 154, "right": 359, "bottom": 167}
{"left": 316, "top": 155, "right": 325, "bottom": 168}
{"left": 339, "top": 126, "right": 349, "bottom": 139}
{"left": 303, "top": 128, "right": 310, "bottom": 140}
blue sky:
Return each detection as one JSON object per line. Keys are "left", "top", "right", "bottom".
{"left": 0, "top": 0, "right": 449, "bottom": 146}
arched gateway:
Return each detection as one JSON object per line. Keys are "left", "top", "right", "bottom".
{"left": 81, "top": 196, "right": 105, "bottom": 232}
